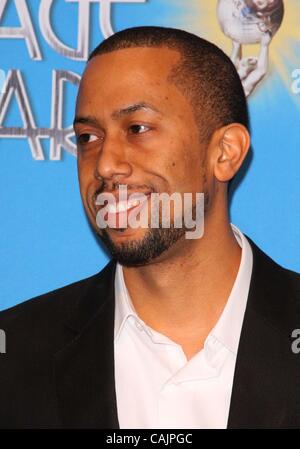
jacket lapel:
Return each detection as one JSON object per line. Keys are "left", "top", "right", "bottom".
{"left": 53, "top": 239, "right": 300, "bottom": 428}
{"left": 54, "top": 259, "right": 120, "bottom": 428}
{"left": 228, "top": 238, "right": 300, "bottom": 428}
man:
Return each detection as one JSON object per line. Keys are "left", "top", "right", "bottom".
{"left": 1, "top": 26, "right": 300, "bottom": 429}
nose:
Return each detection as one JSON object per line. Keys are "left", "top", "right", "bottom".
{"left": 95, "top": 136, "right": 132, "bottom": 183}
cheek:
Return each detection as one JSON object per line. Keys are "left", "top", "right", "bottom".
{"left": 77, "top": 157, "right": 94, "bottom": 187}
{"left": 173, "top": 144, "right": 205, "bottom": 188}
{"left": 77, "top": 168, "right": 87, "bottom": 195}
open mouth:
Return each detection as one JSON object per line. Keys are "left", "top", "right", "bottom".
{"left": 95, "top": 191, "right": 152, "bottom": 230}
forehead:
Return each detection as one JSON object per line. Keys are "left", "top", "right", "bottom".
{"left": 76, "top": 47, "right": 183, "bottom": 113}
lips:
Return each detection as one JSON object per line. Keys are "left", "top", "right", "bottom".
{"left": 95, "top": 191, "right": 151, "bottom": 229}
{"left": 106, "top": 193, "right": 150, "bottom": 214}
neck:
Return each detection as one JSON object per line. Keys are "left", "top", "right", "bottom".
{"left": 121, "top": 207, "right": 242, "bottom": 358}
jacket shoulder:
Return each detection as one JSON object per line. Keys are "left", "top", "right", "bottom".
{"left": 247, "top": 237, "right": 300, "bottom": 332}
{"left": 0, "top": 260, "right": 114, "bottom": 329}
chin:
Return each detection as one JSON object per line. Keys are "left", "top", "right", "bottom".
{"left": 98, "top": 225, "right": 186, "bottom": 267}
{"left": 104, "top": 225, "right": 148, "bottom": 241}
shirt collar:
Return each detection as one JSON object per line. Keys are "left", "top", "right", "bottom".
{"left": 114, "top": 261, "right": 141, "bottom": 342}
{"left": 209, "top": 224, "right": 253, "bottom": 354}
{"left": 114, "top": 224, "right": 253, "bottom": 353}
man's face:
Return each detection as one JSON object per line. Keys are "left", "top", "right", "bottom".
{"left": 75, "top": 47, "right": 207, "bottom": 266}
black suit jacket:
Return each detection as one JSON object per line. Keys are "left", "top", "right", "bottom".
{"left": 1, "top": 237, "right": 300, "bottom": 429}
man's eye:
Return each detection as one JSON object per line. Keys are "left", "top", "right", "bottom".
{"left": 76, "top": 133, "right": 99, "bottom": 144}
{"left": 128, "top": 124, "right": 150, "bottom": 135}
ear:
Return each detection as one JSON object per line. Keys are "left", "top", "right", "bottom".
{"left": 213, "top": 124, "right": 250, "bottom": 183}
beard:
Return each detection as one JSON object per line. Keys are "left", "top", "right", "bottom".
{"left": 99, "top": 225, "right": 186, "bottom": 267}
{"left": 97, "top": 194, "right": 207, "bottom": 267}
{"left": 93, "top": 174, "right": 209, "bottom": 266}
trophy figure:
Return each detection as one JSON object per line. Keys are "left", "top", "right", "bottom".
{"left": 217, "top": 0, "right": 284, "bottom": 96}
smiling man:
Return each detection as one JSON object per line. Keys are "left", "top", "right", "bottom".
{"left": 1, "top": 26, "right": 300, "bottom": 429}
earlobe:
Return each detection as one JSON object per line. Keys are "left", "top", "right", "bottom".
{"left": 214, "top": 124, "right": 250, "bottom": 182}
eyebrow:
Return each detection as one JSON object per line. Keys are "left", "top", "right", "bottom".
{"left": 73, "top": 102, "right": 161, "bottom": 127}
{"left": 111, "top": 102, "right": 160, "bottom": 119}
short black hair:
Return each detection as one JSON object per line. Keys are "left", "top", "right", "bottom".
{"left": 88, "top": 26, "right": 250, "bottom": 144}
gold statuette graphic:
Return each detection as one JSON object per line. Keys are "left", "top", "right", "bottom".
{"left": 217, "top": 0, "right": 284, "bottom": 96}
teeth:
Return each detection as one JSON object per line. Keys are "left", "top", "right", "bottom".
{"left": 107, "top": 203, "right": 117, "bottom": 213}
{"left": 129, "top": 199, "right": 141, "bottom": 208}
{"left": 106, "top": 197, "right": 147, "bottom": 214}
{"left": 118, "top": 202, "right": 127, "bottom": 212}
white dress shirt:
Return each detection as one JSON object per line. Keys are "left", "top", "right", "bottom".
{"left": 114, "top": 224, "right": 253, "bottom": 429}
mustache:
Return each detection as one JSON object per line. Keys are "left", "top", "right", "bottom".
{"left": 92, "top": 181, "right": 155, "bottom": 202}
